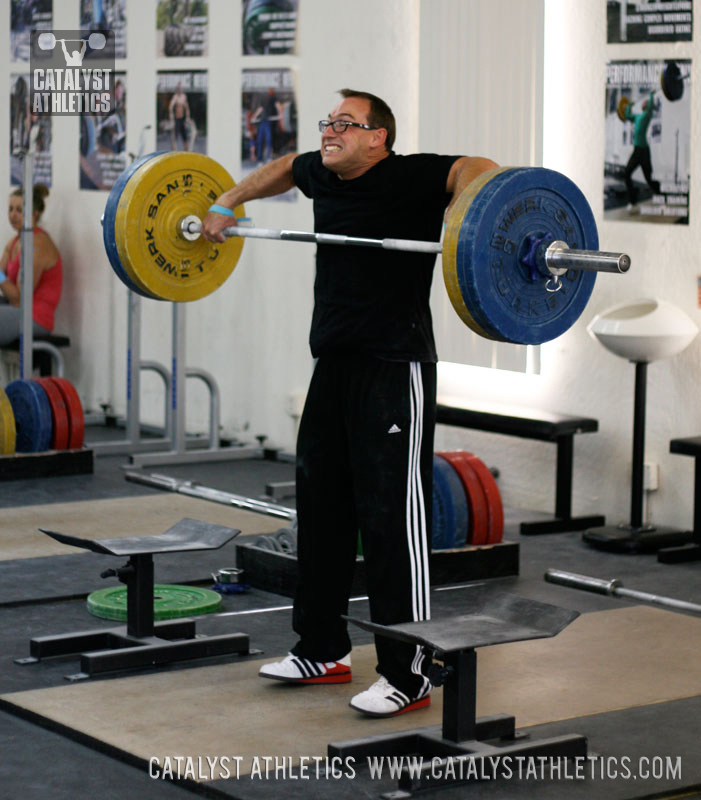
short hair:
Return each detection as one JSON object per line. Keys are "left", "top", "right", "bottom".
{"left": 338, "top": 88, "right": 395, "bottom": 151}
{"left": 11, "top": 184, "right": 50, "bottom": 218}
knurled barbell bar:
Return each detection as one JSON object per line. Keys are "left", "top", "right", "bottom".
{"left": 102, "top": 152, "right": 631, "bottom": 345}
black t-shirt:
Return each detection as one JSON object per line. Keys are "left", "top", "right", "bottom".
{"left": 292, "top": 150, "right": 460, "bottom": 362}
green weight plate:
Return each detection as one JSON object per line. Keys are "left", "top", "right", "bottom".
{"left": 87, "top": 583, "right": 222, "bottom": 621}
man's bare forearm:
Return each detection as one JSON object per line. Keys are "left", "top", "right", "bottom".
{"left": 216, "top": 153, "right": 297, "bottom": 209}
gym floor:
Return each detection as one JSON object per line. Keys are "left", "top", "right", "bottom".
{"left": 2, "top": 427, "right": 701, "bottom": 800}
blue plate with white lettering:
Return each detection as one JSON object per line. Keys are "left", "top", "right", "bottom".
{"left": 432, "top": 454, "right": 469, "bottom": 550}
{"left": 103, "top": 152, "right": 165, "bottom": 299}
{"left": 5, "top": 379, "right": 52, "bottom": 453}
{"left": 450, "top": 168, "right": 598, "bottom": 345}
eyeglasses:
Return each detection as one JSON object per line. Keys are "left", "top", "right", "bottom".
{"left": 318, "top": 120, "right": 379, "bottom": 134}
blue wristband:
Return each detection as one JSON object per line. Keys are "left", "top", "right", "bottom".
{"left": 0, "top": 269, "right": 6, "bottom": 282}
{"left": 209, "top": 204, "right": 236, "bottom": 217}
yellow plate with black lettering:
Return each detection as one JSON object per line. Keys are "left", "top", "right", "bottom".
{"left": 443, "top": 167, "right": 513, "bottom": 341}
{"left": 114, "top": 152, "right": 245, "bottom": 302}
{"left": 0, "top": 387, "right": 16, "bottom": 454}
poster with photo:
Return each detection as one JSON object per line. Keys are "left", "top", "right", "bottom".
{"left": 156, "top": 0, "right": 208, "bottom": 57}
{"left": 11, "top": 0, "right": 53, "bottom": 62}
{"left": 10, "top": 74, "right": 52, "bottom": 187}
{"left": 242, "top": 68, "right": 297, "bottom": 201}
{"left": 242, "top": 0, "right": 298, "bottom": 55}
{"left": 607, "top": 0, "right": 692, "bottom": 43}
{"left": 81, "top": 0, "right": 127, "bottom": 59}
{"left": 156, "top": 71, "right": 207, "bottom": 154}
{"left": 604, "top": 59, "right": 690, "bottom": 224}
{"left": 80, "top": 72, "right": 127, "bottom": 191}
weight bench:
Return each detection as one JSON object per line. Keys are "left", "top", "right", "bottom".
{"left": 15, "top": 518, "right": 252, "bottom": 681}
{"left": 658, "top": 436, "right": 701, "bottom": 564}
{"left": 1, "top": 334, "right": 70, "bottom": 377}
{"left": 436, "top": 398, "right": 605, "bottom": 535}
{"left": 330, "top": 586, "right": 587, "bottom": 795}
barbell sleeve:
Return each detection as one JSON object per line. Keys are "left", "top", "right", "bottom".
{"left": 545, "top": 569, "right": 701, "bottom": 616}
{"left": 544, "top": 241, "right": 631, "bottom": 275}
{"left": 181, "top": 218, "right": 629, "bottom": 275}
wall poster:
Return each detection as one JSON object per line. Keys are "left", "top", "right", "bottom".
{"left": 607, "top": 0, "right": 692, "bottom": 43}
{"left": 10, "top": 74, "right": 52, "bottom": 187}
{"left": 241, "top": 68, "right": 297, "bottom": 201}
{"left": 604, "top": 59, "right": 690, "bottom": 224}
{"left": 156, "top": 71, "right": 208, "bottom": 154}
{"left": 80, "top": 72, "right": 127, "bottom": 191}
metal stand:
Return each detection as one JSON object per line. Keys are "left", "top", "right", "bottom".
{"left": 89, "top": 295, "right": 261, "bottom": 464}
{"left": 125, "top": 302, "right": 262, "bottom": 467}
{"left": 18, "top": 149, "right": 34, "bottom": 380}
{"left": 583, "top": 361, "right": 691, "bottom": 553}
{"left": 658, "top": 437, "right": 701, "bottom": 564}
{"left": 329, "top": 587, "right": 587, "bottom": 796}
{"left": 14, "top": 519, "right": 254, "bottom": 680}
{"left": 88, "top": 292, "right": 173, "bottom": 456}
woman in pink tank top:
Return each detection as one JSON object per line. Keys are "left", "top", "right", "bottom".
{"left": 0, "top": 184, "right": 63, "bottom": 346}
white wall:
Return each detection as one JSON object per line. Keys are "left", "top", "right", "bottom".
{"left": 420, "top": 0, "right": 544, "bottom": 373}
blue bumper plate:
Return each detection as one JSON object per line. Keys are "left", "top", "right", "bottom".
{"left": 5, "top": 379, "right": 53, "bottom": 453}
{"left": 451, "top": 167, "right": 598, "bottom": 345}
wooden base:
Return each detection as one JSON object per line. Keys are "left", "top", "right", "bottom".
{"left": 235, "top": 540, "right": 520, "bottom": 598}
{"left": 0, "top": 448, "right": 94, "bottom": 481}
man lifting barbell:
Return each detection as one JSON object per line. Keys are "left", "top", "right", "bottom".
{"left": 203, "top": 88, "right": 499, "bottom": 718}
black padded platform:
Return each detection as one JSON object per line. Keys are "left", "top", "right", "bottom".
{"left": 436, "top": 398, "right": 605, "bottom": 535}
{"left": 332, "top": 585, "right": 586, "bottom": 794}
{"left": 39, "top": 517, "right": 239, "bottom": 556}
{"left": 15, "top": 518, "right": 253, "bottom": 680}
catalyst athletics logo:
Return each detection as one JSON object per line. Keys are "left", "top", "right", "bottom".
{"left": 30, "top": 29, "right": 115, "bottom": 116}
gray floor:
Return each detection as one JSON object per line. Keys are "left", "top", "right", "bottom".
{"left": 2, "top": 433, "right": 701, "bottom": 800}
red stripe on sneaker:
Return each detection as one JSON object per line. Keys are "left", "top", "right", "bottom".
{"left": 299, "top": 670, "right": 352, "bottom": 684}
{"left": 393, "top": 695, "right": 431, "bottom": 715}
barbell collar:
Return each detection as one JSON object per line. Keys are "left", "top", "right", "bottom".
{"left": 544, "top": 241, "right": 631, "bottom": 276}
{"left": 180, "top": 218, "right": 628, "bottom": 272}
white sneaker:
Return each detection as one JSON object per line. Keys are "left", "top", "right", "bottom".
{"left": 349, "top": 675, "right": 431, "bottom": 717}
{"left": 626, "top": 203, "right": 640, "bottom": 215}
{"left": 259, "top": 652, "right": 351, "bottom": 684}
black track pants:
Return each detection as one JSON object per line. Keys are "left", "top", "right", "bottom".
{"left": 292, "top": 355, "right": 436, "bottom": 699}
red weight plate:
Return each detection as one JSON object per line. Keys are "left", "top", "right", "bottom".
{"left": 437, "top": 451, "right": 489, "bottom": 546}
{"left": 463, "top": 452, "right": 504, "bottom": 544}
{"left": 33, "top": 378, "right": 69, "bottom": 450}
{"left": 46, "top": 377, "right": 84, "bottom": 449}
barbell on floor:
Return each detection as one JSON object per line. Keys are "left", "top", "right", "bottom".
{"left": 102, "top": 152, "right": 631, "bottom": 345}
{"left": 545, "top": 569, "right": 701, "bottom": 616}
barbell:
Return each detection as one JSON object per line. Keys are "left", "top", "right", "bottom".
{"left": 37, "top": 32, "right": 107, "bottom": 51}
{"left": 102, "top": 152, "right": 631, "bottom": 345}
{"left": 616, "top": 59, "right": 689, "bottom": 122}
{"left": 545, "top": 569, "right": 701, "bottom": 616}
